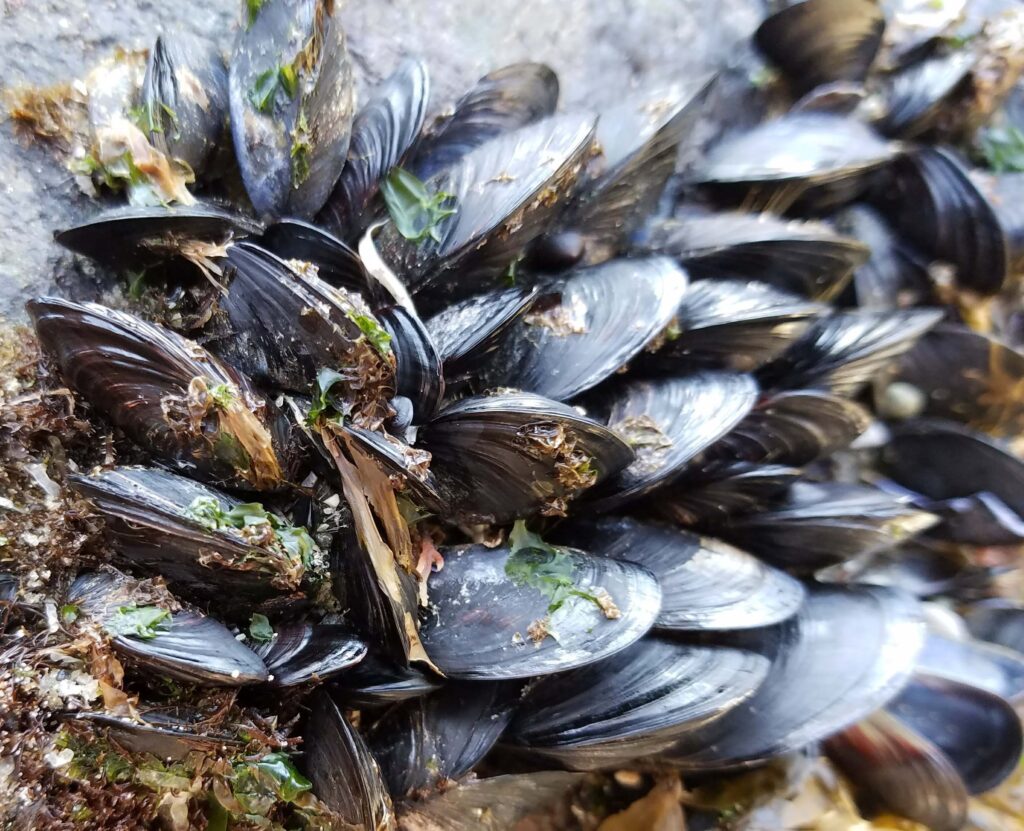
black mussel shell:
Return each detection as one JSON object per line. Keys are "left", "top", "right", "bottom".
{"left": 721, "top": 482, "right": 937, "bottom": 573}
{"left": 419, "top": 391, "right": 634, "bottom": 523}
{"left": 507, "top": 637, "right": 770, "bottom": 770}
{"left": 69, "top": 570, "right": 268, "bottom": 685}
{"left": 210, "top": 241, "right": 396, "bottom": 423}
{"left": 419, "top": 542, "right": 661, "bottom": 680}
{"left": 378, "top": 305, "right": 444, "bottom": 421}
{"left": 377, "top": 113, "right": 596, "bottom": 308}
{"left": 425, "top": 286, "right": 539, "bottom": 384}
{"left": 28, "top": 297, "right": 301, "bottom": 490}
{"left": 367, "top": 682, "right": 515, "bottom": 797}
{"left": 664, "top": 584, "right": 925, "bottom": 770}
{"left": 888, "top": 673, "right": 1024, "bottom": 794}
{"left": 831, "top": 204, "right": 935, "bottom": 310}
{"left": 917, "top": 632, "right": 1024, "bottom": 705}
{"left": 754, "top": 0, "right": 885, "bottom": 96}
{"left": 253, "top": 622, "right": 366, "bottom": 686}
{"left": 320, "top": 58, "right": 430, "bottom": 240}
{"left": 72, "top": 709, "right": 243, "bottom": 761}
{"left": 142, "top": 33, "right": 228, "bottom": 176}
{"left": 304, "top": 690, "right": 395, "bottom": 829}
{"left": 260, "top": 218, "right": 381, "bottom": 300}
{"left": 852, "top": 542, "right": 984, "bottom": 598}
{"left": 230, "top": 0, "right": 354, "bottom": 218}
{"left": 691, "top": 113, "right": 897, "bottom": 213}
{"left": 977, "top": 170, "right": 1024, "bottom": 276}
{"left": 477, "top": 258, "right": 688, "bottom": 401}
{"left": 395, "top": 772, "right": 584, "bottom": 831}
{"left": 659, "top": 464, "right": 800, "bottom": 527}
{"left": 640, "top": 279, "right": 824, "bottom": 373}
{"left": 871, "top": 146, "right": 1009, "bottom": 295}
{"left": 67, "top": 466, "right": 324, "bottom": 616}
{"left": 633, "top": 210, "right": 868, "bottom": 299}
{"left": 565, "top": 79, "right": 714, "bottom": 264}
{"left": 331, "top": 651, "right": 442, "bottom": 706}
{"left": 410, "top": 62, "right": 559, "bottom": 181}
{"left": 965, "top": 599, "right": 1024, "bottom": 656}
{"left": 54, "top": 203, "right": 261, "bottom": 273}
{"left": 876, "top": 51, "right": 976, "bottom": 140}
{"left": 0, "top": 574, "right": 16, "bottom": 603}
{"left": 879, "top": 419, "right": 1024, "bottom": 546}
{"left": 757, "top": 308, "right": 944, "bottom": 396}
{"left": 585, "top": 373, "right": 759, "bottom": 512}
{"left": 698, "top": 389, "right": 871, "bottom": 469}
{"left": 552, "top": 516, "right": 804, "bottom": 632}
{"left": 886, "top": 324, "right": 1024, "bottom": 438}
{"left": 825, "top": 710, "right": 968, "bottom": 831}
{"left": 523, "top": 230, "right": 586, "bottom": 273}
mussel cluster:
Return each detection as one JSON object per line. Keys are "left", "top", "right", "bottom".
{"left": 12, "top": 0, "right": 1024, "bottom": 828}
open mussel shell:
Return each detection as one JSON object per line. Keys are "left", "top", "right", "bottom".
{"left": 691, "top": 113, "right": 897, "bottom": 213}
{"left": 229, "top": 0, "right": 354, "bottom": 218}
{"left": 663, "top": 584, "right": 925, "bottom": 770}
{"left": 917, "top": 633, "right": 1024, "bottom": 706}
{"left": 871, "top": 146, "right": 1009, "bottom": 295}
{"left": 887, "top": 673, "right": 1024, "bottom": 794}
{"left": 69, "top": 570, "right": 268, "bottom": 686}
{"left": 419, "top": 542, "right": 661, "bottom": 680}
{"left": 477, "top": 257, "right": 688, "bottom": 401}
{"left": 367, "top": 682, "right": 515, "bottom": 797}
{"left": 377, "top": 113, "right": 596, "bottom": 308}
{"left": 720, "top": 482, "right": 937, "bottom": 573}
{"left": 507, "top": 637, "right": 770, "bottom": 770}
{"left": 633, "top": 210, "right": 868, "bottom": 300}
{"left": 756, "top": 308, "right": 944, "bottom": 396}
{"left": 754, "top": 0, "right": 885, "bottom": 96}
{"left": 211, "top": 241, "right": 396, "bottom": 422}
{"left": 965, "top": 599, "right": 1024, "bottom": 656}
{"left": 698, "top": 389, "right": 872, "bottom": 470}
{"left": 831, "top": 204, "right": 935, "bottom": 310}
{"left": 659, "top": 464, "right": 800, "bottom": 527}
{"left": 28, "top": 297, "right": 301, "bottom": 490}
{"left": 304, "top": 690, "right": 395, "bottom": 830}
{"left": 395, "top": 772, "right": 584, "bottom": 831}
{"left": 641, "top": 279, "right": 824, "bottom": 373}
{"left": 585, "top": 373, "right": 759, "bottom": 512}
{"left": 260, "top": 218, "right": 381, "bottom": 300}
{"left": 253, "top": 622, "right": 366, "bottom": 687}
{"left": 320, "top": 58, "right": 430, "bottom": 241}
{"left": 825, "top": 710, "right": 968, "bottom": 831}
{"left": 551, "top": 516, "right": 804, "bottom": 631}
{"left": 886, "top": 324, "right": 1024, "bottom": 437}
{"left": 72, "top": 708, "right": 243, "bottom": 761}
{"left": 419, "top": 391, "right": 633, "bottom": 523}
{"left": 331, "top": 651, "right": 442, "bottom": 706}
{"left": 378, "top": 305, "right": 445, "bottom": 421}
{"left": 425, "top": 286, "right": 538, "bottom": 384}
{"left": 54, "top": 203, "right": 261, "bottom": 273}
{"left": 67, "top": 466, "right": 322, "bottom": 616}
{"left": 875, "top": 50, "right": 976, "bottom": 140}
{"left": 410, "top": 62, "right": 559, "bottom": 181}
{"left": 141, "top": 33, "right": 228, "bottom": 176}
{"left": 879, "top": 419, "right": 1024, "bottom": 546}
{"left": 565, "top": 79, "right": 714, "bottom": 264}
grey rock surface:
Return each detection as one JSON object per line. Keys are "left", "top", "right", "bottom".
{"left": 0, "top": 0, "right": 763, "bottom": 319}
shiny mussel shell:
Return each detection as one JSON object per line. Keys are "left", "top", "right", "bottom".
{"left": 476, "top": 257, "right": 688, "bottom": 401}
{"left": 69, "top": 569, "right": 267, "bottom": 686}
{"left": 418, "top": 541, "right": 661, "bottom": 680}
{"left": 229, "top": 0, "right": 354, "bottom": 218}
{"left": 254, "top": 622, "right": 367, "bottom": 687}
{"left": 28, "top": 297, "right": 300, "bottom": 490}
{"left": 419, "top": 391, "right": 634, "bottom": 523}
{"left": 551, "top": 516, "right": 804, "bottom": 632}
